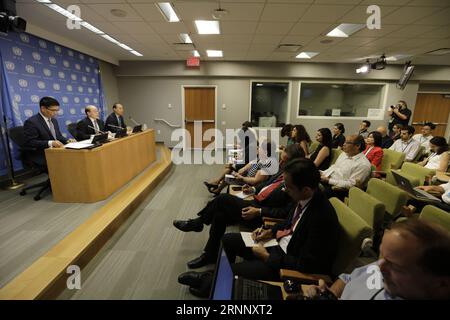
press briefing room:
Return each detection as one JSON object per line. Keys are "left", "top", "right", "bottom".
{"left": 0, "top": 0, "right": 449, "bottom": 306}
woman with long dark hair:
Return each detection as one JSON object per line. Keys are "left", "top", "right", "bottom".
{"left": 291, "top": 124, "right": 311, "bottom": 156}
{"left": 331, "top": 123, "right": 346, "bottom": 149}
{"left": 308, "top": 128, "right": 332, "bottom": 170}
{"left": 419, "top": 136, "right": 449, "bottom": 172}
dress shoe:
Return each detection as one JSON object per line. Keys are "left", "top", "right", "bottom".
{"left": 173, "top": 219, "right": 203, "bottom": 232}
{"left": 189, "top": 275, "right": 213, "bottom": 298}
{"left": 187, "top": 253, "right": 216, "bottom": 269}
{"left": 178, "top": 270, "right": 214, "bottom": 288}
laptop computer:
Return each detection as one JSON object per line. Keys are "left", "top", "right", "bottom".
{"left": 114, "top": 128, "right": 128, "bottom": 138}
{"left": 132, "top": 124, "right": 142, "bottom": 133}
{"left": 391, "top": 171, "right": 442, "bottom": 203}
{"left": 210, "top": 249, "right": 283, "bottom": 300}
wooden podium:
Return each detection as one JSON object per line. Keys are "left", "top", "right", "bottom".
{"left": 45, "top": 129, "right": 156, "bottom": 203}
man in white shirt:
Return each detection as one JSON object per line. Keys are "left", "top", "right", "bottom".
{"left": 320, "top": 134, "right": 372, "bottom": 200}
{"left": 389, "top": 125, "right": 421, "bottom": 162}
{"left": 302, "top": 219, "right": 450, "bottom": 300}
{"left": 413, "top": 122, "right": 435, "bottom": 155}
{"left": 416, "top": 180, "right": 450, "bottom": 211}
{"left": 76, "top": 105, "right": 106, "bottom": 140}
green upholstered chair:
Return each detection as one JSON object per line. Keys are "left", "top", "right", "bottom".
{"left": 280, "top": 197, "right": 372, "bottom": 285}
{"left": 366, "top": 178, "right": 408, "bottom": 220}
{"left": 330, "top": 148, "right": 343, "bottom": 165}
{"left": 419, "top": 205, "right": 450, "bottom": 232}
{"left": 380, "top": 149, "right": 405, "bottom": 171}
{"left": 386, "top": 162, "right": 435, "bottom": 187}
{"left": 309, "top": 141, "right": 320, "bottom": 154}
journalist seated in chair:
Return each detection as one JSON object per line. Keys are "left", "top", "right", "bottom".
{"left": 174, "top": 144, "right": 305, "bottom": 270}
{"left": 417, "top": 136, "right": 449, "bottom": 173}
{"left": 406, "top": 180, "right": 450, "bottom": 212}
{"left": 320, "top": 135, "right": 372, "bottom": 201}
{"left": 363, "top": 131, "right": 384, "bottom": 172}
{"left": 76, "top": 105, "right": 106, "bottom": 141}
{"left": 303, "top": 219, "right": 450, "bottom": 300}
{"left": 203, "top": 140, "right": 275, "bottom": 195}
{"left": 105, "top": 103, "right": 127, "bottom": 134}
{"left": 306, "top": 128, "right": 332, "bottom": 171}
{"left": 376, "top": 126, "right": 393, "bottom": 149}
{"left": 23, "top": 96, "right": 71, "bottom": 166}
{"left": 220, "top": 158, "right": 339, "bottom": 281}
{"left": 389, "top": 125, "right": 421, "bottom": 162}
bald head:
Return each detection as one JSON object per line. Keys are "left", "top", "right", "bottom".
{"left": 377, "top": 126, "right": 388, "bottom": 137}
{"left": 85, "top": 105, "right": 99, "bottom": 119}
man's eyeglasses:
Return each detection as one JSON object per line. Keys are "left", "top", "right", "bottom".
{"left": 46, "top": 108, "right": 60, "bottom": 112}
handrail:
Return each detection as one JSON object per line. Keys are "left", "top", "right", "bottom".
{"left": 154, "top": 118, "right": 181, "bottom": 128}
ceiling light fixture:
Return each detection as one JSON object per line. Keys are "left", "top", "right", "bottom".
{"left": 195, "top": 20, "right": 220, "bottom": 34}
{"left": 192, "top": 50, "right": 200, "bottom": 57}
{"left": 179, "top": 33, "right": 193, "bottom": 44}
{"left": 296, "top": 52, "right": 319, "bottom": 59}
{"left": 156, "top": 3, "right": 180, "bottom": 22}
{"left": 327, "top": 23, "right": 365, "bottom": 38}
{"left": 212, "top": 1, "right": 228, "bottom": 20}
{"left": 206, "top": 50, "right": 223, "bottom": 57}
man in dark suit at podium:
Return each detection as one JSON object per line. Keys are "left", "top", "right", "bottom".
{"left": 76, "top": 105, "right": 105, "bottom": 140}
{"left": 105, "top": 103, "right": 127, "bottom": 133}
{"left": 23, "top": 96, "right": 69, "bottom": 166}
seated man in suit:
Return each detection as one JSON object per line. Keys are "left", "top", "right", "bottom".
{"left": 173, "top": 144, "right": 305, "bottom": 269}
{"left": 105, "top": 103, "right": 127, "bottom": 133}
{"left": 220, "top": 158, "right": 339, "bottom": 281}
{"left": 320, "top": 134, "right": 372, "bottom": 201}
{"left": 303, "top": 219, "right": 450, "bottom": 300}
{"left": 23, "top": 96, "right": 70, "bottom": 167}
{"left": 76, "top": 105, "right": 105, "bottom": 141}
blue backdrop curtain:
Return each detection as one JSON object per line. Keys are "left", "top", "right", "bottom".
{"left": 0, "top": 31, "right": 106, "bottom": 177}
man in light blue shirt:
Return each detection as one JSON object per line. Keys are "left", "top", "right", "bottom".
{"left": 304, "top": 219, "right": 450, "bottom": 300}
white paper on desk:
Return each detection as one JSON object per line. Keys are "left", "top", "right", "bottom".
{"left": 64, "top": 141, "right": 94, "bottom": 149}
{"left": 240, "top": 232, "right": 278, "bottom": 248}
{"left": 225, "top": 174, "right": 236, "bottom": 183}
{"left": 234, "top": 191, "right": 253, "bottom": 199}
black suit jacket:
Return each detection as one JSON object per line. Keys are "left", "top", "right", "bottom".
{"left": 23, "top": 113, "right": 68, "bottom": 166}
{"left": 266, "top": 190, "right": 339, "bottom": 275}
{"left": 76, "top": 117, "right": 105, "bottom": 140}
{"left": 105, "top": 112, "right": 126, "bottom": 133}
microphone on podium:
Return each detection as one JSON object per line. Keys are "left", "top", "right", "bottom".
{"left": 129, "top": 116, "right": 140, "bottom": 126}
{"left": 88, "top": 125, "right": 106, "bottom": 135}
{"left": 107, "top": 124, "right": 124, "bottom": 130}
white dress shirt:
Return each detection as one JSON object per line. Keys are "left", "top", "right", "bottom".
{"left": 413, "top": 134, "right": 433, "bottom": 154}
{"left": 39, "top": 112, "right": 55, "bottom": 148}
{"left": 440, "top": 181, "right": 450, "bottom": 204}
{"left": 278, "top": 197, "right": 312, "bottom": 253}
{"left": 322, "top": 152, "right": 372, "bottom": 189}
{"left": 389, "top": 138, "right": 421, "bottom": 161}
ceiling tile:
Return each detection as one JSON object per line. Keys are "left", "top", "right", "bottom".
{"left": 130, "top": 4, "right": 167, "bottom": 22}
{"left": 300, "top": 5, "right": 354, "bottom": 23}
{"left": 148, "top": 22, "right": 188, "bottom": 34}
{"left": 260, "top": 4, "right": 309, "bottom": 22}
{"left": 353, "top": 24, "right": 404, "bottom": 37}
{"left": 251, "top": 35, "right": 284, "bottom": 45}
{"left": 413, "top": 7, "right": 450, "bottom": 25}
{"left": 221, "top": 21, "right": 258, "bottom": 35}
{"left": 113, "top": 21, "right": 156, "bottom": 35}
{"left": 382, "top": 6, "right": 442, "bottom": 25}
{"left": 88, "top": 4, "right": 142, "bottom": 21}
{"left": 255, "top": 22, "right": 295, "bottom": 35}
{"left": 289, "top": 22, "right": 331, "bottom": 36}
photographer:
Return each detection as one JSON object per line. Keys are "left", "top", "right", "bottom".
{"left": 388, "top": 100, "right": 411, "bottom": 137}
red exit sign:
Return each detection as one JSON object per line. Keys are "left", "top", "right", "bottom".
{"left": 186, "top": 57, "right": 200, "bottom": 67}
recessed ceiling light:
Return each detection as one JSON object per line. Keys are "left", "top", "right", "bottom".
{"left": 206, "top": 50, "right": 223, "bottom": 57}
{"left": 386, "top": 54, "right": 412, "bottom": 61}
{"left": 130, "top": 50, "right": 143, "bottom": 57}
{"left": 156, "top": 3, "right": 180, "bottom": 22}
{"left": 110, "top": 9, "right": 127, "bottom": 18}
{"left": 195, "top": 20, "right": 220, "bottom": 35}
{"left": 296, "top": 52, "right": 319, "bottom": 59}
{"left": 180, "top": 33, "right": 193, "bottom": 44}
{"left": 80, "top": 21, "right": 104, "bottom": 35}
{"left": 192, "top": 50, "right": 200, "bottom": 57}
{"left": 326, "top": 24, "right": 365, "bottom": 38}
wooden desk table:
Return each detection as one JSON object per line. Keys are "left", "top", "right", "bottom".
{"left": 45, "top": 129, "right": 156, "bottom": 203}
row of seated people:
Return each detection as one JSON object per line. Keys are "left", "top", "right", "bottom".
{"left": 174, "top": 154, "right": 450, "bottom": 299}
{"left": 173, "top": 127, "right": 450, "bottom": 299}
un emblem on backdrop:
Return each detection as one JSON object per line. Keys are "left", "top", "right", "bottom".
{"left": 49, "top": 56, "right": 57, "bottom": 65}
{"left": 74, "top": 97, "right": 80, "bottom": 103}
{"left": 63, "top": 60, "right": 70, "bottom": 68}
{"left": 84, "top": 97, "right": 90, "bottom": 103}
{"left": 12, "top": 47, "right": 22, "bottom": 56}
{"left": 32, "top": 52, "right": 41, "bottom": 61}
{"left": 88, "top": 88, "right": 93, "bottom": 94}
{"left": 18, "top": 79, "right": 28, "bottom": 88}
{"left": 89, "top": 57, "right": 94, "bottom": 63}
{"left": 5, "top": 61, "right": 15, "bottom": 71}
{"left": 31, "top": 95, "right": 40, "bottom": 103}
{"left": 65, "top": 120, "right": 72, "bottom": 126}
{"left": 68, "top": 50, "right": 74, "bottom": 57}
{"left": 20, "top": 34, "right": 29, "bottom": 43}
{"left": 53, "top": 83, "right": 61, "bottom": 91}
{"left": 39, "top": 40, "right": 47, "bottom": 49}
{"left": 25, "top": 65, "right": 35, "bottom": 74}
{"left": 75, "top": 63, "right": 81, "bottom": 70}
{"left": 58, "top": 71, "right": 65, "bottom": 79}
{"left": 93, "top": 98, "right": 98, "bottom": 104}
{"left": 71, "top": 74, "right": 77, "bottom": 81}
{"left": 79, "top": 53, "right": 84, "bottom": 60}
{"left": 66, "top": 84, "right": 73, "bottom": 92}
{"left": 70, "top": 108, "right": 76, "bottom": 115}
{"left": 62, "top": 96, "right": 69, "bottom": 104}
{"left": 24, "top": 109, "right": 33, "bottom": 117}
{"left": 43, "top": 68, "right": 52, "bottom": 77}
{"left": 14, "top": 94, "right": 21, "bottom": 102}
{"left": 37, "top": 81, "right": 46, "bottom": 89}
{"left": 85, "top": 66, "right": 91, "bottom": 73}
{"left": 91, "top": 78, "right": 96, "bottom": 84}
{"left": 82, "top": 76, "right": 87, "bottom": 82}
{"left": 55, "top": 45, "right": 62, "bottom": 53}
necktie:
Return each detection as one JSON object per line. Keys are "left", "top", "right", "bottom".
{"left": 254, "top": 175, "right": 284, "bottom": 202}
{"left": 117, "top": 115, "right": 122, "bottom": 127}
{"left": 48, "top": 119, "right": 56, "bottom": 139}
{"left": 93, "top": 120, "right": 99, "bottom": 132}
{"left": 276, "top": 203, "right": 303, "bottom": 241}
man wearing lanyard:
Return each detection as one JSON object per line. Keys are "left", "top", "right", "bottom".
{"left": 220, "top": 158, "right": 339, "bottom": 280}
{"left": 413, "top": 122, "right": 435, "bottom": 155}
{"left": 303, "top": 219, "right": 450, "bottom": 300}
{"left": 389, "top": 125, "right": 421, "bottom": 162}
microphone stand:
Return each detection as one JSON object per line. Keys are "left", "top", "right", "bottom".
{"left": 1, "top": 115, "right": 24, "bottom": 190}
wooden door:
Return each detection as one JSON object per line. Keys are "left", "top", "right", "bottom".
{"left": 411, "top": 93, "right": 450, "bottom": 137}
{"left": 184, "top": 87, "right": 215, "bottom": 149}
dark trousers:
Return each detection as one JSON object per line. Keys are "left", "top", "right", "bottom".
{"left": 222, "top": 233, "right": 280, "bottom": 281}
{"left": 197, "top": 194, "right": 262, "bottom": 259}
{"left": 321, "top": 183, "right": 349, "bottom": 201}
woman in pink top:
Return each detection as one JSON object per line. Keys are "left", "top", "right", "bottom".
{"left": 363, "top": 131, "right": 384, "bottom": 171}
